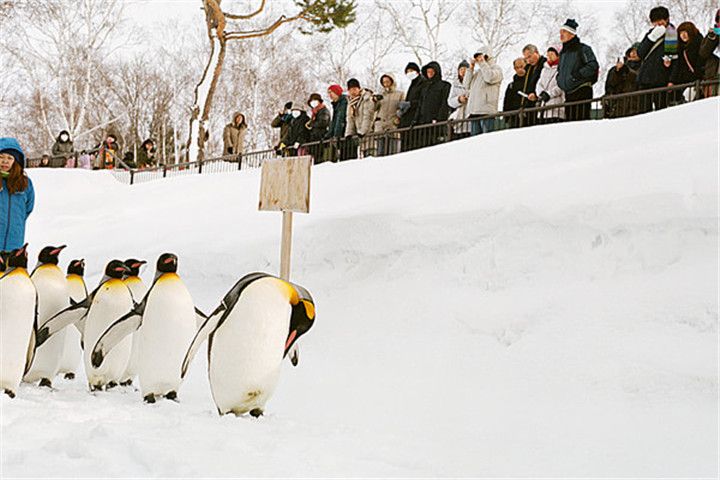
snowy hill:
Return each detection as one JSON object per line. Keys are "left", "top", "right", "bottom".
{"left": 3, "top": 99, "right": 718, "bottom": 477}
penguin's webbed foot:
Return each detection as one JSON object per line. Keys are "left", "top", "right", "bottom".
{"left": 249, "top": 408, "right": 264, "bottom": 418}
{"left": 105, "top": 381, "right": 118, "bottom": 390}
{"left": 143, "top": 394, "right": 156, "bottom": 404}
{"left": 89, "top": 384, "right": 103, "bottom": 392}
{"left": 38, "top": 378, "right": 52, "bottom": 389}
{"left": 119, "top": 380, "right": 133, "bottom": 387}
{"left": 64, "top": 372, "right": 75, "bottom": 380}
{"left": 3, "top": 389, "right": 16, "bottom": 399}
{"left": 165, "top": 391, "right": 178, "bottom": 402}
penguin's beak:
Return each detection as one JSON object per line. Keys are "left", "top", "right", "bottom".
{"left": 133, "top": 260, "right": 147, "bottom": 269}
{"left": 50, "top": 245, "right": 67, "bottom": 256}
{"left": 16, "top": 244, "right": 28, "bottom": 257}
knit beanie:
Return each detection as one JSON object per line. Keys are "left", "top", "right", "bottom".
{"left": 561, "top": 18, "right": 578, "bottom": 35}
{"left": 405, "top": 62, "right": 420, "bottom": 73}
{"left": 327, "top": 84, "right": 343, "bottom": 97}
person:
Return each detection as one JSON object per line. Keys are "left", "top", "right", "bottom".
{"left": 97, "top": 134, "right": 120, "bottom": 169}
{"left": 271, "top": 102, "right": 293, "bottom": 153}
{"left": 521, "top": 44, "right": 547, "bottom": 125}
{"left": 324, "top": 84, "right": 348, "bottom": 161}
{"left": 604, "top": 46, "right": 642, "bottom": 118}
{"left": 448, "top": 60, "right": 471, "bottom": 139}
{"left": 122, "top": 151, "right": 136, "bottom": 169}
{"left": 637, "top": 6, "right": 675, "bottom": 112}
{"left": 463, "top": 47, "right": 503, "bottom": 135}
{"left": 344, "top": 78, "right": 375, "bottom": 159}
{"left": 51, "top": 130, "right": 74, "bottom": 164}
{"left": 304, "top": 93, "right": 331, "bottom": 163}
{"left": 137, "top": 139, "right": 156, "bottom": 169}
{"left": 283, "top": 107, "right": 310, "bottom": 157}
{"left": 399, "top": 62, "right": 425, "bottom": 151}
{"left": 414, "top": 61, "right": 451, "bottom": 147}
{"left": 699, "top": 9, "right": 720, "bottom": 97}
{"left": 535, "top": 45, "right": 564, "bottom": 123}
{"left": 222, "top": 112, "right": 247, "bottom": 159}
{"left": 557, "top": 18, "right": 599, "bottom": 121}
{"left": 77, "top": 150, "right": 92, "bottom": 169}
{"left": 502, "top": 58, "right": 528, "bottom": 128}
{"left": 64, "top": 156, "right": 76, "bottom": 168}
{"left": 373, "top": 73, "right": 405, "bottom": 155}
{"left": 0, "top": 138, "right": 34, "bottom": 254}
{"left": 39, "top": 154, "right": 51, "bottom": 168}
{"left": 670, "top": 22, "right": 705, "bottom": 101}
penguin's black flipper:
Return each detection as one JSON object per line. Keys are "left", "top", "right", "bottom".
{"left": 181, "top": 304, "right": 226, "bottom": 378}
{"left": 36, "top": 297, "right": 91, "bottom": 347}
{"left": 90, "top": 306, "right": 144, "bottom": 368}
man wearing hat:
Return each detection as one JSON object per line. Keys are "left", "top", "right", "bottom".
{"left": 0, "top": 137, "right": 35, "bottom": 254}
{"left": 557, "top": 18, "right": 599, "bottom": 121}
{"left": 324, "top": 84, "right": 349, "bottom": 161}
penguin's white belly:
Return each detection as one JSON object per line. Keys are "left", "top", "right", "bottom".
{"left": 0, "top": 272, "right": 36, "bottom": 392}
{"left": 84, "top": 282, "right": 133, "bottom": 386}
{"left": 209, "top": 283, "right": 291, "bottom": 414}
{"left": 122, "top": 279, "right": 147, "bottom": 382}
{"left": 137, "top": 279, "right": 196, "bottom": 395}
{"left": 58, "top": 278, "right": 86, "bottom": 374}
{"left": 25, "top": 268, "right": 69, "bottom": 382}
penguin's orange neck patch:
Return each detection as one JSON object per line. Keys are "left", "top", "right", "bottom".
{"left": 157, "top": 273, "right": 180, "bottom": 283}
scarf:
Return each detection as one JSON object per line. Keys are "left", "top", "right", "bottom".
{"left": 547, "top": 58, "right": 559, "bottom": 67}
{"left": 311, "top": 103, "right": 325, "bottom": 119}
{"left": 665, "top": 24, "right": 678, "bottom": 59}
{"left": 348, "top": 93, "right": 362, "bottom": 116}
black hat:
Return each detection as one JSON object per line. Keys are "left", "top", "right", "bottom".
{"left": 405, "top": 62, "right": 420, "bottom": 73}
{"left": 347, "top": 78, "right": 361, "bottom": 89}
{"left": 561, "top": 18, "right": 578, "bottom": 35}
{"left": 284, "top": 101, "right": 293, "bottom": 110}
{"left": 307, "top": 93, "right": 323, "bottom": 105}
{"left": 458, "top": 60, "right": 470, "bottom": 69}
{"left": 649, "top": 6, "right": 669, "bottom": 22}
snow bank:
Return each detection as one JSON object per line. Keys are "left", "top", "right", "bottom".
{"left": 3, "top": 99, "right": 718, "bottom": 477}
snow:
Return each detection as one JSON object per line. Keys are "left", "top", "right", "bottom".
{"left": 2, "top": 99, "right": 719, "bottom": 477}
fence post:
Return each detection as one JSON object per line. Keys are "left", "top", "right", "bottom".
{"left": 238, "top": 153, "right": 243, "bottom": 171}
{"left": 446, "top": 121, "right": 453, "bottom": 144}
{"left": 129, "top": 169, "right": 135, "bottom": 185}
{"left": 198, "top": 159, "right": 203, "bottom": 174}
{"left": 518, "top": 108, "right": 525, "bottom": 128}
{"left": 163, "top": 165, "right": 167, "bottom": 178}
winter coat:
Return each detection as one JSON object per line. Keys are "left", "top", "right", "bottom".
{"left": 399, "top": 74, "right": 425, "bottom": 128}
{"left": 345, "top": 89, "right": 375, "bottom": 137}
{"left": 136, "top": 147, "right": 156, "bottom": 168}
{"left": 462, "top": 60, "right": 503, "bottom": 115}
{"left": 415, "top": 61, "right": 452, "bottom": 124}
{"left": 502, "top": 74, "right": 526, "bottom": 112}
{"left": 448, "top": 76, "right": 470, "bottom": 133}
{"left": 97, "top": 141, "right": 119, "bottom": 169}
{"left": 285, "top": 112, "right": 311, "bottom": 146}
{"left": 536, "top": 62, "right": 565, "bottom": 119}
{"left": 222, "top": 112, "right": 247, "bottom": 155}
{"left": 520, "top": 56, "right": 547, "bottom": 108}
{"left": 373, "top": 74, "right": 405, "bottom": 133}
{"left": 699, "top": 30, "right": 719, "bottom": 80}
{"left": 671, "top": 33, "right": 706, "bottom": 84}
{"left": 0, "top": 176, "right": 34, "bottom": 251}
{"left": 326, "top": 95, "right": 348, "bottom": 139}
{"left": 306, "top": 104, "right": 331, "bottom": 141}
{"left": 51, "top": 131, "right": 74, "bottom": 158}
{"left": 604, "top": 61, "right": 641, "bottom": 118}
{"left": 637, "top": 26, "right": 675, "bottom": 88}
{"left": 271, "top": 112, "right": 293, "bottom": 145}
{"left": 558, "top": 36, "right": 599, "bottom": 94}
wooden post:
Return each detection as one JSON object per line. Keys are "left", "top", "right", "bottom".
{"left": 280, "top": 211, "right": 293, "bottom": 280}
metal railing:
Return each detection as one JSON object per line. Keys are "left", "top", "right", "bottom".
{"left": 26, "top": 79, "right": 718, "bottom": 185}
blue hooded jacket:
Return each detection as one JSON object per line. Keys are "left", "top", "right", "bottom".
{"left": 0, "top": 137, "right": 35, "bottom": 251}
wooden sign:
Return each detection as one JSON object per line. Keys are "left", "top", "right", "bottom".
{"left": 259, "top": 156, "right": 312, "bottom": 213}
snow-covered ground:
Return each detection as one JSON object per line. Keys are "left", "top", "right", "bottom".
{"left": 2, "top": 99, "right": 718, "bottom": 477}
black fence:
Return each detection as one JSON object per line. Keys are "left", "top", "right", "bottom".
{"left": 26, "top": 79, "right": 718, "bottom": 185}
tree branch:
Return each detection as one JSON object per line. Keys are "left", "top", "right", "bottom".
{"left": 223, "top": 0, "right": 266, "bottom": 20}
{"left": 224, "top": 13, "right": 304, "bottom": 41}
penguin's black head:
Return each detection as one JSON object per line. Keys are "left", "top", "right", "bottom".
{"left": 0, "top": 252, "right": 5, "bottom": 273}
{"left": 285, "top": 284, "right": 316, "bottom": 358}
{"left": 156, "top": 253, "right": 178, "bottom": 274}
{"left": 38, "top": 245, "right": 66, "bottom": 265}
{"left": 67, "top": 259, "right": 85, "bottom": 276}
{"left": 105, "top": 260, "right": 130, "bottom": 279}
{"left": 7, "top": 244, "right": 29, "bottom": 269}
{"left": 124, "top": 258, "right": 147, "bottom": 277}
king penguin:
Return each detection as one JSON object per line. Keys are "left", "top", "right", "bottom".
{"left": 57, "top": 259, "right": 87, "bottom": 381}
{"left": 91, "top": 253, "right": 205, "bottom": 403}
{"left": 119, "top": 258, "right": 147, "bottom": 387}
{"left": 0, "top": 245, "right": 38, "bottom": 398}
{"left": 24, "top": 245, "right": 69, "bottom": 388}
{"left": 180, "top": 273, "right": 315, "bottom": 417}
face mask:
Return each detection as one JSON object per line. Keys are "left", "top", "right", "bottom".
{"left": 292, "top": 110, "right": 301, "bottom": 118}
{"left": 60, "top": 134, "right": 68, "bottom": 142}
{"left": 310, "top": 100, "right": 319, "bottom": 108}
{"left": 406, "top": 71, "right": 418, "bottom": 80}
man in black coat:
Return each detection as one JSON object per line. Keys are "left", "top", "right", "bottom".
{"left": 557, "top": 18, "right": 599, "bottom": 122}
{"left": 520, "top": 45, "right": 547, "bottom": 125}
{"left": 414, "top": 61, "right": 451, "bottom": 148}
{"left": 604, "top": 47, "right": 642, "bottom": 118}
{"left": 637, "top": 6, "right": 675, "bottom": 112}
{"left": 283, "top": 108, "right": 310, "bottom": 157}
{"left": 399, "top": 62, "right": 425, "bottom": 152}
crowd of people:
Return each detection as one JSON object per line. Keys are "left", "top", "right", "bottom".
{"left": 36, "top": 132, "right": 158, "bottom": 170}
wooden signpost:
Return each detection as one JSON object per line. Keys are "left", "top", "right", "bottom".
{"left": 259, "top": 155, "right": 312, "bottom": 281}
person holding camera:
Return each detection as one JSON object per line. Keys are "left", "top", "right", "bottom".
{"left": 462, "top": 47, "right": 503, "bottom": 136}
{"left": 637, "top": 6, "right": 675, "bottom": 112}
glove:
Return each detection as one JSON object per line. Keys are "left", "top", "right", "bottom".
{"left": 648, "top": 25, "right": 666, "bottom": 42}
{"left": 373, "top": 94, "right": 384, "bottom": 102}
{"left": 227, "top": 147, "right": 233, "bottom": 154}
{"left": 293, "top": 142, "right": 300, "bottom": 149}
{"left": 539, "top": 91, "right": 550, "bottom": 103}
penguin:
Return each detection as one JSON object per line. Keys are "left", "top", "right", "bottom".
{"left": 0, "top": 245, "right": 38, "bottom": 398}
{"left": 180, "top": 273, "right": 315, "bottom": 417}
{"left": 91, "top": 253, "right": 205, "bottom": 403}
{"left": 119, "top": 258, "right": 147, "bottom": 387}
{"left": 24, "top": 245, "right": 69, "bottom": 388}
{"left": 57, "top": 259, "right": 87, "bottom": 381}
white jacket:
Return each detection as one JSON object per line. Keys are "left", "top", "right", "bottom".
{"left": 462, "top": 60, "right": 503, "bottom": 115}
{"left": 535, "top": 62, "right": 565, "bottom": 119}
{"left": 448, "top": 77, "right": 470, "bottom": 133}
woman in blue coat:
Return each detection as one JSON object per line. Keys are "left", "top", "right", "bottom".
{"left": 0, "top": 138, "right": 35, "bottom": 256}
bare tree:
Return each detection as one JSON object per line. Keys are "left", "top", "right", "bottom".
{"left": 187, "top": 0, "right": 355, "bottom": 162}
{"left": 666, "top": 0, "right": 718, "bottom": 28}
{"left": 537, "top": 0, "right": 600, "bottom": 50}
{"left": 376, "top": 0, "right": 459, "bottom": 66}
